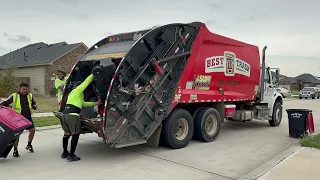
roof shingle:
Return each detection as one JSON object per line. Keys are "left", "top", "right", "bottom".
{"left": 0, "top": 42, "right": 83, "bottom": 69}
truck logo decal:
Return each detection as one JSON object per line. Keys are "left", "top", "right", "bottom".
{"left": 190, "top": 94, "right": 197, "bottom": 100}
{"left": 193, "top": 75, "right": 211, "bottom": 90}
{"left": 205, "top": 51, "right": 250, "bottom": 77}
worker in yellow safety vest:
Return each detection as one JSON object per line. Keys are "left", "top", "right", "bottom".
{"left": 55, "top": 69, "right": 67, "bottom": 103}
{"left": 60, "top": 74, "right": 101, "bottom": 162}
{"left": 0, "top": 83, "right": 38, "bottom": 158}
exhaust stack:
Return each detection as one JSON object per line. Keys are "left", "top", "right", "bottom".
{"left": 260, "top": 46, "right": 267, "bottom": 101}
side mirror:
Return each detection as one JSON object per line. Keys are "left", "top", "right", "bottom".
{"left": 275, "top": 69, "right": 280, "bottom": 83}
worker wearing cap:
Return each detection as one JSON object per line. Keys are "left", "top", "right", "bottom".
{"left": 55, "top": 70, "right": 67, "bottom": 103}
{"left": 60, "top": 74, "right": 100, "bottom": 162}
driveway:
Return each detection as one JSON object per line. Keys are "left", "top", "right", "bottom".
{"left": 0, "top": 98, "right": 318, "bottom": 180}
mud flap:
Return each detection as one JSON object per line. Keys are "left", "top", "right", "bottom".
{"left": 147, "top": 124, "right": 162, "bottom": 148}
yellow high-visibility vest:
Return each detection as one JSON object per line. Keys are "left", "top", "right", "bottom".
{"left": 12, "top": 93, "right": 33, "bottom": 114}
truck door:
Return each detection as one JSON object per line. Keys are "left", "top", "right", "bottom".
{"left": 262, "top": 68, "right": 275, "bottom": 102}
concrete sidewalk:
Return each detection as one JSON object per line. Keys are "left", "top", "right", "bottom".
{"left": 258, "top": 147, "right": 320, "bottom": 180}
{"left": 32, "top": 112, "right": 54, "bottom": 117}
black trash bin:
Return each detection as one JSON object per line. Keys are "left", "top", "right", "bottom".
{"left": 286, "top": 109, "right": 311, "bottom": 138}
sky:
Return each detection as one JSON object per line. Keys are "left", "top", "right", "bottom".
{"left": 0, "top": 0, "right": 319, "bottom": 77}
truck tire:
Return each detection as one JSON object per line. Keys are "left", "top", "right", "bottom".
{"left": 194, "top": 107, "right": 221, "bottom": 142}
{"left": 269, "top": 102, "right": 282, "bottom": 127}
{"left": 161, "top": 108, "right": 194, "bottom": 149}
{"left": 192, "top": 107, "right": 203, "bottom": 139}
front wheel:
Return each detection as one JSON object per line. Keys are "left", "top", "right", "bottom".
{"left": 161, "top": 108, "right": 194, "bottom": 149}
{"left": 269, "top": 102, "right": 283, "bottom": 127}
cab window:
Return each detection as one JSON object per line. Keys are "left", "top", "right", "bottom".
{"left": 264, "top": 69, "right": 271, "bottom": 84}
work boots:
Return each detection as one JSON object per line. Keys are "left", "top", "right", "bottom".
{"left": 26, "top": 144, "right": 34, "bottom": 153}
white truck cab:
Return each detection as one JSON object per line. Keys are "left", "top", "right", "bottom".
{"left": 257, "top": 46, "right": 283, "bottom": 126}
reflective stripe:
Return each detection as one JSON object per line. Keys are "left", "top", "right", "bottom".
{"left": 11, "top": 93, "right": 33, "bottom": 114}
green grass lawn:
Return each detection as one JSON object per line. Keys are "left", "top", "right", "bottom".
{"left": 291, "top": 90, "right": 300, "bottom": 95}
{"left": 33, "top": 116, "right": 61, "bottom": 127}
{"left": 33, "top": 96, "right": 60, "bottom": 113}
{"left": 300, "top": 134, "right": 320, "bottom": 149}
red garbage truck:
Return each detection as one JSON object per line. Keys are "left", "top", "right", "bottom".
{"left": 54, "top": 21, "right": 283, "bottom": 149}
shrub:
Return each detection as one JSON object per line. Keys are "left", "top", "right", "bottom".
{"left": 49, "top": 87, "right": 58, "bottom": 97}
{"left": 0, "top": 66, "right": 19, "bottom": 97}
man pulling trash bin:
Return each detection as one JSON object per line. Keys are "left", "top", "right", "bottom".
{"left": 61, "top": 74, "right": 100, "bottom": 162}
{"left": 0, "top": 83, "right": 38, "bottom": 158}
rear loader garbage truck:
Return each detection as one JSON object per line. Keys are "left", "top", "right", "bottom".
{"left": 54, "top": 21, "right": 283, "bottom": 149}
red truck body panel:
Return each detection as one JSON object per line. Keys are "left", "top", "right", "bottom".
{"left": 170, "top": 24, "right": 260, "bottom": 110}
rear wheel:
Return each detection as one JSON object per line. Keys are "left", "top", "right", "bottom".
{"left": 194, "top": 107, "right": 221, "bottom": 142}
{"left": 161, "top": 108, "right": 194, "bottom": 149}
{"left": 192, "top": 107, "right": 203, "bottom": 139}
{"left": 269, "top": 102, "right": 282, "bottom": 127}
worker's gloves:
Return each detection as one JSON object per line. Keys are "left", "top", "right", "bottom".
{"left": 96, "top": 99, "right": 102, "bottom": 105}
{"left": 135, "top": 87, "right": 144, "bottom": 95}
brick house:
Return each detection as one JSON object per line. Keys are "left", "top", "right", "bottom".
{"left": 0, "top": 42, "right": 88, "bottom": 95}
{"left": 279, "top": 73, "right": 320, "bottom": 90}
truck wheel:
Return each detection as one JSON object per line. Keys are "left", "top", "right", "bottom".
{"left": 161, "top": 108, "right": 194, "bottom": 149}
{"left": 194, "top": 107, "right": 221, "bottom": 142}
{"left": 192, "top": 107, "right": 203, "bottom": 139}
{"left": 269, "top": 102, "right": 282, "bottom": 127}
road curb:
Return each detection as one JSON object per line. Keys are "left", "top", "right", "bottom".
{"left": 36, "top": 125, "right": 61, "bottom": 131}
{"left": 238, "top": 141, "right": 301, "bottom": 180}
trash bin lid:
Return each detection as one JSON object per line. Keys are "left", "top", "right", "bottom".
{"left": 286, "top": 109, "right": 312, "bottom": 112}
{"left": 0, "top": 106, "right": 32, "bottom": 130}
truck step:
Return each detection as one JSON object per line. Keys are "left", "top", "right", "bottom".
{"left": 254, "top": 105, "right": 269, "bottom": 120}
{"left": 112, "top": 140, "right": 147, "bottom": 148}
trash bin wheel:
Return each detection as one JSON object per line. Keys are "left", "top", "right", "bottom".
{"left": 296, "top": 131, "right": 306, "bottom": 138}
{"left": 269, "top": 102, "right": 282, "bottom": 127}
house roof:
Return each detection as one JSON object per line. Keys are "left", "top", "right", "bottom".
{"left": 0, "top": 42, "right": 86, "bottom": 69}
{"left": 280, "top": 77, "right": 297, "bottom": 84}
{"left": 294, "top": 73, "right": 320, "bottom": 84}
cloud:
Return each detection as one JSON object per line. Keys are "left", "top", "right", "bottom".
{"left": 57, "top": 0, "right": 78, "bottom": 4}
{"left": 0, "top": 46, "right": 6, "bottom": 51}
{"left": 206, "top": 20, "right": 217, "bottom": 25}
{"left": 207, "top": 2, "right": 223, "bottom": 11}
{"left": 0, "top": 0, "right": 319, "bottom": 76}
{"left": 243, "top": 13, "right": 269, "bottom": 22}
{"left": 74, "top": 14, "right": 90, "bottom": 20}
{"left": 8, "top": 35, "right": 31, "bottom": 43}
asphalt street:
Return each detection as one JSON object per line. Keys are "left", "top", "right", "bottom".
{"left": 0, "top": 98, "right": 318, "bottom": 180}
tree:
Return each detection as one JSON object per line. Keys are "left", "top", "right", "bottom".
{"left": 0, "top": 65, "right": 19, "bottom": 97}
